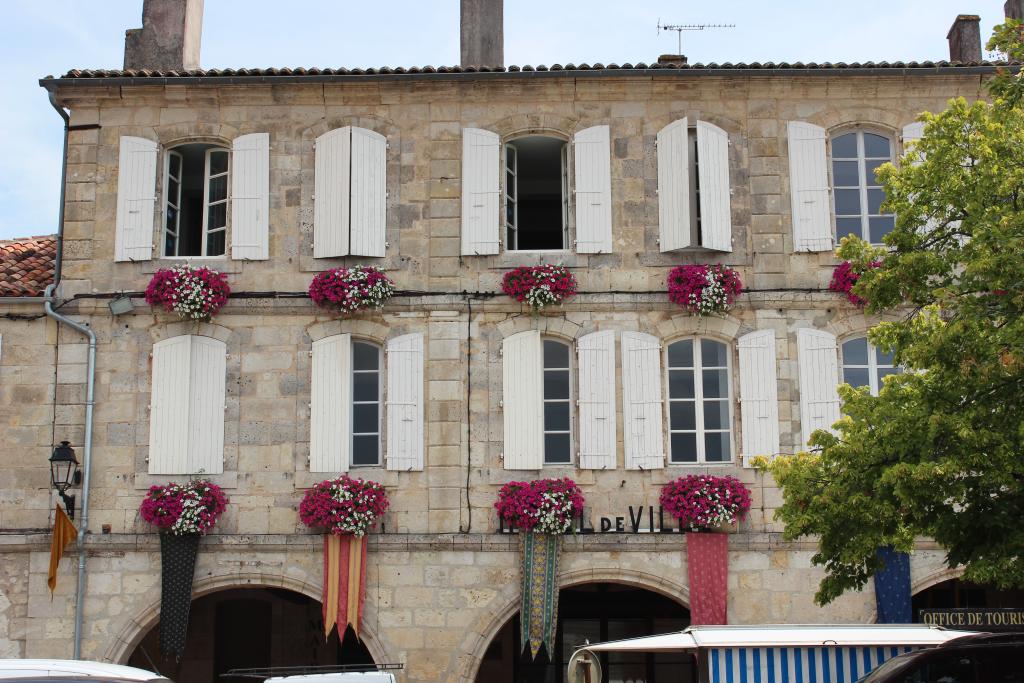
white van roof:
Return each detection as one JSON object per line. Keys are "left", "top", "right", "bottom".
{"left": 0, "top": 659, "right": 169, "bottom": 681}
{"left": 266, "top": 674, "right": 396, "bottom": 683}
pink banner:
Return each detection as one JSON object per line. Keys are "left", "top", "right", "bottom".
{"left": 323, "top": 535, "right": 368, "bottom": 641}
{"left": 686, "top": 532, "right": 728, "bottom": 625}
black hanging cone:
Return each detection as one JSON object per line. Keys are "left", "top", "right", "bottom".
{"left": 159, "top": 533, "right": 200, "bottom": 660}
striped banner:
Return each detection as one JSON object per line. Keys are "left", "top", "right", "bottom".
{"left": 323, "top": 534, "right": 367, "bottom": 641}
{"left": 707, "top": 646, "right": 916, "bottom": 683}
{"left": 520, "top": 532, "right": 560, "bottom": 660}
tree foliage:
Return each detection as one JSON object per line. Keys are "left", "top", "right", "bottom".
{"left": 762, "top": 22, "right": 1024, "bottom": 605}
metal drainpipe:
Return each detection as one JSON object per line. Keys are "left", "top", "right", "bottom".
{"left": 44, "top": 284, "right": 95, "bottom": 660}
{"left": 47, "top": 91, "right": 70, "bottom": 285}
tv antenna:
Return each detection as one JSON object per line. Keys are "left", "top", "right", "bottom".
{"left": 657, "top": 20, "right": 735, "bottom": 56}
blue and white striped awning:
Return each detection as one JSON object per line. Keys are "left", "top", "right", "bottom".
{"left": 707, "top": 646, "right": 915, "bottom": 683}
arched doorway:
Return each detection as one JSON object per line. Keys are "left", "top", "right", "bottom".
{"left": 913, "top": 577, "right": 1024, "bottom": 627}
{"left": 126, "top": 587, "right": 373, "bottom": 683}
{"left": 475, "top": 583, "right": 692, "bottom": 683}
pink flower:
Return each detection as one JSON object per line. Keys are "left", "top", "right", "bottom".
{"left": 659, "top": 475, "right": 751, "bottom": 532}
{"left": 829, "top": 261, "right": 881, "bottom": 307}
{"left": 667, "top": 265, "right": 743, "bottom": 315}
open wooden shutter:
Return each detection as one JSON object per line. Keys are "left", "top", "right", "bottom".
{"left": 657, "top": 118, "right": 691, "bottom": 252}
{"left": 461, "top": 128, "right": 501, "bottom": 255}
{"left": 574, "top": 125, "right": 613, "bottom": 253}
{"left": 187, "top": 336, "right": 227, "bottom": 475}
{"left": 787, "top": 121, "right": 832, "bottom": 252}
{"left": 797, "top": 328, "right": 841, "bottom": 449}
{"left": 231, "top": 132, "right": 270, "bottom": 260}
{"left": 310, "top": 334, "right": 352, "bottom": 473}
{"left": 577, "top": 331, "right": 617, "bottom": 470}
{"left": 313, "top": 127, "right": 352, "bottom": 258}
{"left": 621, "top": 331, "right": 664, "bottom": 470}
{"left": 502, "top": 330, "right": 543, "bottom": 470}
{"left": 115, "top": 136, "right": 158, "bottom": 262}
{"left": 738, "top": 330, "right": 780, "bottom": 465}
{"left": 386, "top": 333, "right": 424, "bottom": 471}
{"left": 350, "top": 127, "right": 387, "bottom": 257}
{"left": 697, "top": 121, "right": 733, "bottom": 252}
{"left": 902, "top": 121, "right": 926, "bottom": 163}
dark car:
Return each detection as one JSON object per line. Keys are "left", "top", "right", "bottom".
{"left": 858, "top": 632, "right": 1024, "bottom": 683}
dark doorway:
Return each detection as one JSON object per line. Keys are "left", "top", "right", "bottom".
{"left": 127, "top": 587, "right": 374, "bottom": 683}
{"left": 475, "top": 582, "right": 693, "bottom": 683}
{"left": 913, "top": 578, "right": 1024, "bottom": 613}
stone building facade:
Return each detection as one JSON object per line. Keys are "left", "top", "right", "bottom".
{"left": 0, "top": 3, "right": 1009, "bottom": 682}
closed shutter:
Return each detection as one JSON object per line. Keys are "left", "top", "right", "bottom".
{"left": 901, "top": 121, "right": 925, "bottom": 163}
{"left": 697, "top": 121, "right": 733, "bottom": 252}
{"left": 115, "top": 136, "right": 158, "bottom": 262}
{"left": 657, "top": 118, "right": 691, "bottom": 252}
{"left": 577, "top": 331, "right": 617, "bottom": 470}
{"left": 310, "top": 334, "right": 352, "bottom": 473}
{"left": 502, "top": 330, "right": 543, "bottom": 470}
{"left": 187, "top": 336, "right": 227, "bottom": 475}
{"left": 313, "top": 127, "right": 352, "bottom": 258}
{"left": 737, "top": 330, "right": 780, "bottom": 464}
{"left": 787, "top": 121, "right": 833, "bottom": 252}
{"left": 797, "top": 328, "right": 841, "bottom": 449}
{"left": 350, "top": 127, "right": 388, "bottom": 257}
{"left": 574, "top": 125, "right": 614, "bottom": 253}
{"left": 231, "top": 132, "right": 270, "bottom": 260}
{"left": 386, "top": 333, "right": 424, "bottom": 471}
{"left": 461, "top": 128, "right": 501, "bottom": 255}
{"left": 621, "top": 331, "right": 664, "bottom": 470}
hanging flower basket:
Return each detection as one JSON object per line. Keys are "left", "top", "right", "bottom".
{"left": 145, "top": 265, "right": 231, "bottom": 322}
{"left": 139, "top": 479, "right": 228, "bottom": 536}
{"left": 308, "top": 266, "right": 395, "bottom": 315}
{"left": 659, "top": 474, "right": 751, "bottom": 533}
{"left": 501, "top": 264, "right": 578, "bottom": 312}
{"left": 829, "top": 260, "right": 881, "bottom": 307}
{"left": 667, "top": 264, "right": 743, "bottom": 316}
{"left": 494, "top": 478, "right": 584, "bottom": 535}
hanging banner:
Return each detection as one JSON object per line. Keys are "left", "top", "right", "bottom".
{"left": 159, "top": 533, "right": 200, "bottom": 660}
{"left": 874, "top": 547, "right": 912, "bottom": 624}
{"left": 686, "top": 532, "right": 728, "bottom": 625}
{"left": 520, "top": 532, "right": 560, "bottom": 660}
{"left": 323, "top": 534, "right": 367, "bottom": 641}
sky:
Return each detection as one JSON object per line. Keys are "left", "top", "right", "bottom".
{"left": 0, "top": 0, "right": 1010, "bottom": 240}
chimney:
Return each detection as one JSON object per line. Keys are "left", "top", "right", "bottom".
{"left": 1007, "top": 0, "right": 1024, "bottom": 20}
{"left": 947, "top": 14, "right": 982, "bottom": 63}
{"left": 460, "top": 0, "right": 503, "bottom": 67}
{"left": 124, "top": 0, "right": 204, "bottom": 71}
{"left": 657, "top": 54, "right": 688, "bottom": 66}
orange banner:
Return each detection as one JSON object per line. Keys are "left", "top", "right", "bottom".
{"left": 48, "top": 505, "right": 78, "bottom": 595}
{"left": 322, "top": 535, "right": 367, "bottom": 641}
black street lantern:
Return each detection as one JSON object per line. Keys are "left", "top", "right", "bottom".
{"left": 49, "top": 441, "right": 79, "bottom": 519}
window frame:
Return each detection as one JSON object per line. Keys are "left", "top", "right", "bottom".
{"left": 664, "top": 336, "right": 735, "bottom": 465}
{"left": 350, "top": 339, "right": 383, "bottom": 468}
{"left": 542, "top": 337, "right": 574, "bottom": 466}
{"left": 829, "top": 128, "right": 895, "bottom": 246}
{"left": 161, "top": 142, "right": 231, "bottom": 259}
{"left": 839, "top": 335, "right": 901, "bottom": 397}
{"left": 502, "top": 134, "right": 572, "bottom": 253}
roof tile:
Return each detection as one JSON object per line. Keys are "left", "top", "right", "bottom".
{"left": 0, "top": 236, "right": 56, "bottom": 297}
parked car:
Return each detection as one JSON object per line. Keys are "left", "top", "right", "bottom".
{"left": 856, "top": 632, "right": 1024, "bottom": 683}
{"left": 0, "top": 661, "right": 168, "bottom": 682}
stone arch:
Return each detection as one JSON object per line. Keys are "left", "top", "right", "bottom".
{"left": 657, "top": 313, "right": 742, "bottom": 345}
{"left": 306, "top": 318, "right": 391, "bottom": 344}
{"left": 483, "top": 112, "right": 580, "bottom": 140}
{"left": 911, "top": 565, "right": 966, "bottom": 597}
{"left": 494, "top": 314, "right": 583, "bottom": 341}
{"left": 104, "top": 571, "right": 390, "bottom": 668}
{"left": 149, "top": 321, "right": 232, "bottom": 344}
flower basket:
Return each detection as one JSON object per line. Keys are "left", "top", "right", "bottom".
{"left": 494, "top": 478, "right": 584, "bottom": 535}
{"left": 501, "top": 264, "right": 578, "bottom": 312}
{"left": 299, "top": 475, "right": 390, "bottom": 642}
{"left": 308, "top": 266, "right": 395, "bottom": 315}
{"left": 829, "top": 260, "right": 881, "bottom": 307}
{"left": 667, "top": 264, "right": 742, "bottom": 315}
{"left": 145, "top": 265, "right": 230, "bottom": 322}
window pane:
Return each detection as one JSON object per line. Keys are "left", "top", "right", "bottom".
{"left": 877, "top": 367, "right": 901, "bottom": 385}
{"left": 702, "top": 369, "right": 729, "bottom": 398}
{"left": 704, "top": 433, "right": 731, "bottom": 462}
{"left": 867, "top": 188, "right": 886, "bottom": 214}
{"left": 870, "top": 216, "right": 895, "bottom": 243}
{"left": 165, "top": 206, "right": 179, "bottom": 231}
{"left": 544, "top": 401, "right": 570, "bottom": 432}
{"left": 543, "top": 340, "right": 570, "bottom": 368}
{"left": 506, "top": 170, "right": 515, "bottom": 191}
{"left": 543, "top": 370, "right": 569, "bottom": 400}
{"left": 352, "top": 435, "right": 379, "bottom": 466}
{"left": 207, "top": 202, "right": 227, "bottom": 231}
{"left": 832, "top": 160, "right": 859, "bottom": 186}
{"left": 353, "top": 342, "right": 379, "bottom": 370}
{"left": 352, "top": 404, "right": 378, "bottom": 434}
{"left": 836, "top": 217, "right": 862, "bottom": 241}
{"left": 168, "top": 153, "right": 181, "bottom": 177}
{"left": 834, "top": 189, "right": 861, "bottom": 215}
{"left": 866, "top": 158, "right": 888, "bottom": 184}
{"left": 669, "top": 401, "right": 696, "bottom": 431}
{"left": 701, "top": 339, "right": 728, "bottom": 367}
{"left": 209, "top": 175, "right": 228, "bottom": 202}
{"left": 703, "top": 400, "right": 730, "bottom": 430}
{"left": 843, "top": 367, "right": 871, "bottom": 389}
{"left": 353, "top": 372, "right": 378, "bottom": 402}
{"left": 667, "top": 340, "right": 693, "bottom": 367}
{"left": 875, "top": 346, "right": 896, "bottom": 366}
{"left": 832, "top": 134, "right": 857, "bottom": 158}
{"left": 209, "top": 150, "right": 228, "bottom": 175}
{"left": 842, "top": 337, "right": 869, "bottom": 365}
{"left": 505, "top": 201, "right": 514, "bottom": 224}
{"left": 206, "top": 230, "right": 225, "bottom": 256}
{"left": 668, "top": 369, "right": 695, "bottom": 399}
{"left": 164, "top": 233, "right": 176, "bottom": 256}
{"left": 863, "top": 133, "right": 891, "bottom": 158}
{"left": 544, "top": 433, "right": 571, "bottom": 463}
{"left": 670, "top": 433, "right": 697, "bottom": 463}
{"left": 167, "top": 179, "right": 180, "bottom": 203}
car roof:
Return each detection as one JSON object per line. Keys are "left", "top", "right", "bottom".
{"left": 0, "top": 660, "right": 167, "bottom": 681}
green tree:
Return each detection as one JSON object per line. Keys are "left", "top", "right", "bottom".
{"left": 761, "top": 22, "right": 1024, "bottom": 605}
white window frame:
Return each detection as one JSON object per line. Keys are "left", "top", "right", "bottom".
{"left": 503, "top": 135, "right": 571, "bottom": 253}
{"left": 201, "top": 148, "right": 229, "bottom": 257}
{"left": 665, "top": 337, "right": 735, "bottom": 465}
{"left": 504, "top": 143, "right": 518, "bottom": 249}
{"left": 161, "top": 144, "right": 230, "bottom": 259}
{"left": 351, "top": 339, "right": 383, "bottom": 467}
{"left": 542, "top": 337, "right": 574, "bottom": 465}
{"left": 840, "top": 335, "right": 901, "bottom": 397}
{"left": 830, "top": 129, "right": 894, "bottom": 246}
{"left": 163, "top": 150, "right": 183, "bottom": 256}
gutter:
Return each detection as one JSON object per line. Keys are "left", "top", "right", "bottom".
{"left": 0, "top": 296, "right": 54, "bottom": 305}
{"left": 47, "top": 91, "right": 70, "bottom": 286}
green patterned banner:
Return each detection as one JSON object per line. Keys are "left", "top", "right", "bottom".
{"left": 520, "top": 532, "right": 560, "bottom": 660}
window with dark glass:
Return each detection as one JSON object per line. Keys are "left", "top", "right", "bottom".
{"left": 543, "top": 339, "right": 572, "bottom": 464}
{"left": 841, "top": 336, "right": 902, "bottom": 396}
{"left": 163, "top": 143, "right": 229, "bottom": 257}
{"left": 667, "top": 338, "right": 732, "bottom": 464}
{"left": 505, "top": 136, "right": 569, "bottom": 251}
{"left": 832, "top": 131, "right": 894, "bottom": 245}
{"left": 351, "top": 341, "right": 381, "bottom": 466}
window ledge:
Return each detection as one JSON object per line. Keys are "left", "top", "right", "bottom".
{"left": 133, "top": 471, "right": 239, "bottom": 490}
{"left": 139, "top": 258, "right": 242, "bottom": 275}
{"left": 490, "top": 252, "right": 587, "bottom": 269}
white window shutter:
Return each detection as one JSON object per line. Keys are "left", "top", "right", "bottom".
{"left": 697, "top": 121, "right": 733, "bottom": 252}
{"left": 737, "top": 330, "right": 780, "bottom": 465}
{"left": 461, "top": 128, "right": 501, "bottom": 255}
{"left": 231, "top": 132, "right": 270, "bottom": 260}
{"left": 350, "top": 127, "right": 388, "bottom": 257}
{"left": 574, "top": 125, "right": 614, "bottom": 253}
{"left": 386, "top": 333, "right": 424, "bottom": 471}
{"left": 502, "top": 330, "right": 543, "bottom": 470}
{"left": 797, "top": 328, "right": 841, "bottom": 449}
{"left": 313, "top": 127, "right": 352, "bottom": 258}
{"left": 656, "top": 118, "right": 691, "bottom": 252}
{"left": 310, "top": 334, "right": 352, "bottom": 473}
{"left": 787, "top": 121, "right": 832, "bottom": 252}
{"left": 902, "top": 121, "right": 926, "bottom": 165}
{"left": 577, "top": 331, "right": 617, "bottom": 470}
{"left": 186, "top": 336, "right": 227, "bottom": 475}
{"left": 621, "top": 331, "right": 664, "bottom": 470}
{"left": 115, "top": 136, "right": 158, "bottom": 262}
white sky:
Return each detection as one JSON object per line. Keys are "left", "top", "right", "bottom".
{"left": 0, "top": 0, "right": 1010, "bottom": 240}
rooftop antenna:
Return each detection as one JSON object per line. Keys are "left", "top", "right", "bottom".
{"left": 657, "top": 20, "right": 735, "bottom": 57}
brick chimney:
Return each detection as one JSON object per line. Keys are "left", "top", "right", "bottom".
{"left": 657, "top": 54, "right": 688, "bottom": 65}
{"left": 460, "top": 0, "right": 503, "bottom": 67}
{"left": 947, "top": 14, "right": 982, "bottom": 63}
{"left": 124, "top": 0, "right": 204, "bottom": 71}
{"left": 1007, "top": 0, "right": 1024, "bottom": 20}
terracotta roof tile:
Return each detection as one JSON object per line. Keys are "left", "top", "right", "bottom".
{"left": 0, "top": 236, "right": 56, "bottom": 297}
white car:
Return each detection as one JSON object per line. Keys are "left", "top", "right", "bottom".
{"left": 0, "top": 660, "right": 169, "bottom": 681}
{"left": 266, "top": 674, "right": 396, "bottom": 683}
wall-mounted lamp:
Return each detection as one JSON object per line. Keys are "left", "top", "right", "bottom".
{"left": 108, "top": 294, "right": 134, "bottom": 316}
{"left": 49, "top": 441, "right": 80, "bottom": 519}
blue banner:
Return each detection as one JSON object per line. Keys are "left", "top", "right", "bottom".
{"left": 874, "top": 547, "right": 912, "bottom": 624}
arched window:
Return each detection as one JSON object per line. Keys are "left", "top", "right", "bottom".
{"left": 163, "top": 142, "right": 229, "bottom": 257}
{"left": 543, "top": 338, "right": 573, "bottom": 464}
{"left": 351, "top": 340, "right": 382, "bottom": 466}
{"left": 505, "top": 135, "right": 569, "bottom": 251}
{"left": 840, "top": 336, "right": 901, "bottom": 396}
{"left": 831, "top": 131, "right": 894, "bottom": 245}
{"left": 666, "top": 338, "right": 732, "bottom": 464}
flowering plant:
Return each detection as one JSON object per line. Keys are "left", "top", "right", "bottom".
{"left": 299, "top": 475, "right": 390, "bottom": 536}
{"left": 145, "top": 265, "right": 230, "bottom": 321}
{"left": 139, "top": 479, "right": 228, "bottom": 535}
{"left": 494, "top": 478, "right": 585, "bottom": 535}
{"left": 660, "top": 475, "right": 751, "bottom": 532}
{"left": 501, "top": 264, "right": 578, "bottom": 311}
{"left": 829, "top": 260, "right": 881, "bottom": 307}
{"left": 667, "top": 264, "right": 743, "bottom": 315}
{"left": 308, "top": 266, "right": 395, "bottom": 314}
